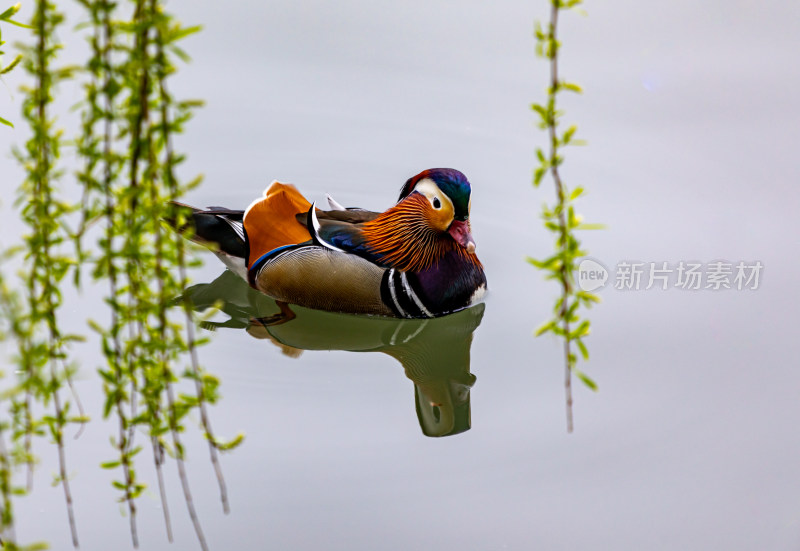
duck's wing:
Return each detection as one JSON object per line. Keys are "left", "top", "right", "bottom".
{"left": 303, "top": 204, "right": 387, "bottom": 266}
{"left": 291, "top": 196, "right": 380, "bottom": 255}
{"left": 297, "top": 207, "right": 379, "bottom": 225}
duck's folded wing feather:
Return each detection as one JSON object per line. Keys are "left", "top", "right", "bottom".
{"left": 305, "top": 206, "right": 386, "bottom": 265}
{"left": 296, "top": 207, "right": 379, "bottom": 225}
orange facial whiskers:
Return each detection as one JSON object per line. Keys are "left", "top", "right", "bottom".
{"left": 361, "top": 193, "right": 481, "bottom": 273}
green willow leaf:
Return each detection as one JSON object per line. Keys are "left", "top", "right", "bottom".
{"left": 576, "top": 223, "right": 606, "bottom": 230}
{"left": 575, "top": 369, "right": 598, "bottom": 391}
{"left": 534, "top": 320, "right": 556, "bottom": 337}
{"left": 576, "top": 338, "right": 589, "bottom": 360}
{"left": 562, "top": 81, "right": 583, "bottom": 93}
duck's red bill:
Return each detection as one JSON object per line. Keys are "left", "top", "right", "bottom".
{"left": 448, "top": 220, "right": 476, "bottom": 254}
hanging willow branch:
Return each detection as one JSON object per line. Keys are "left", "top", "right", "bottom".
{"left": 75, "top": 0, "right": 145, "bottom": 545}
{"left": 72, "top": 0, "right": 243, "bottom": 548}
{"left": 12, "top": 0, "right": 87, "bottom": 545}
{"left": 530, "top": 0, "right": 602, "bottom": 433}
{"left": 150, "top": 0, "right": 235, "bottom": 514}
{"left": 0, "top": 0, "right": 243, "bottom": 548}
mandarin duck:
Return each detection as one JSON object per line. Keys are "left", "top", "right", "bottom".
{"left": 176, "top": 168, "right": 487, "bottom": 319}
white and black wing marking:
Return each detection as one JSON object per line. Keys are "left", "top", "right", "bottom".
{"left": 307, "top": 202, "right": 347, "bottom": 253}
{"left": 184, "top": 206, "right": 248, "bottom": 259}
{"left": 326, "top": 194, "right": 346, "bottom": 211}
{"left": 221, "top": 216, "right": 245, "bottom": 242}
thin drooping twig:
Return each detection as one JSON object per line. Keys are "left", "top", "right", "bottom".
{"left": 182, "top": 297, "right": 230, "bottom": 513}
{"left": 545, "top": 2, "right": 574, "bottom": 433}
{"left": 64, "top": 363, "right": 87, "bottom": 440}
{"left": 48, "top": 367, "right": 79, "bottom": 548}
{"left": 152, "top": 439, "right": 173, "bottom": 542}
{"left": 24, "top": 386, "right": 33, "bottom": 491}
{"left": 531, "top": 0, "right": 600, "bottom": 433}
{"left": 165, "top": 381, "right": 208, "bottom": 551}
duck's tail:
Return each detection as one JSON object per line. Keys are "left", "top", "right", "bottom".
{"left": 168, "top": 182, "right": 313, "bottom": 282}
{"left": 168, "top": 202, "right": 249, "bottom": 279}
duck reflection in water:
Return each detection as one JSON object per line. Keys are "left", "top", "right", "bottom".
{"left": 183, "top": 270, "right": 484, "bottom": 437}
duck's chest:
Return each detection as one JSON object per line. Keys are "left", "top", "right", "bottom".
{"left": 381, "top": 254, "right": 487, "bottom": 318}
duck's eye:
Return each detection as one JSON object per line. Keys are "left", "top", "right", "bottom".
{"left": 432, "top": 197, "right": 441, "bottom": 209}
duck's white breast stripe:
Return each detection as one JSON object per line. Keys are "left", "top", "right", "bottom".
{"left": 400, "top": 272, "right": 433, "bottom": 318}
{"left": 469, "top": 283, "right": 487, "bottom": 305}
{"left": 387, "top": 269, "right": 409, "bottom": 318}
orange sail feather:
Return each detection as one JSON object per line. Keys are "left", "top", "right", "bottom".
{"left": 244, "top": 182, "right": 312, "bottom": 268}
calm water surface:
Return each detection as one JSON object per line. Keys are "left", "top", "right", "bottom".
{"left": 2, "top": 0, "right": 800, "bottom": 549}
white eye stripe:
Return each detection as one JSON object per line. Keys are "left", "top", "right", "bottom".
{"left": 414, "top": 179, "right": 453, "bottom": 212}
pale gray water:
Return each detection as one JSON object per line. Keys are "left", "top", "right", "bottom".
{"left": 1, "top": 0, "right": 799, "bottom": 549}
